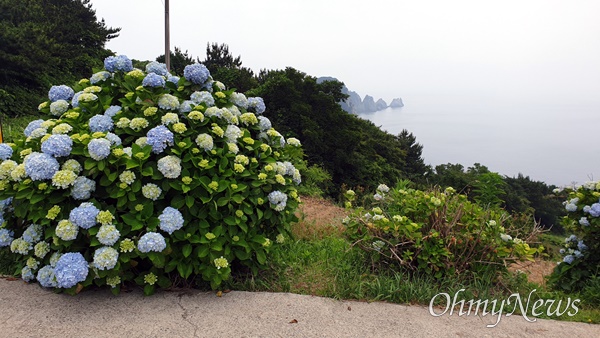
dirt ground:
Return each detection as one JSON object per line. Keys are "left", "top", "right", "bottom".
{"left": 293, "top": 196, "right": 348, "bottom": 239}
{"left": 508, "top": 260, "right": 558, "bottom": 286}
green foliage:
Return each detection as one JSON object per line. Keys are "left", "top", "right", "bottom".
{"left": 0, "top": 0, "right": 119, "bottom": 116}
{"left": 397, "top": 129, "right": 429, "bottom": 183}
{"left": 343, "top": 184, "right": 542, "bottom": 279}
{"left": 472, "top": 172, "right": 507, "bottom": 207}
{"left": 503, "top": 174, "right": 565, "bottom": 232}
{"left": 430, "top": 164, "right": 564, "bottom": 230}
{"left": 296, "top": 164, "right": 332, "bottom": 197}
{"left": 548, "top": 184, "right": 600, "bottom": 292}
{"left": 0, "top": 58, "right": 303, "bottom": 294}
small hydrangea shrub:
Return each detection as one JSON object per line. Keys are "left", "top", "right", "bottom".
{"left": 0, "top": 56, "right": 302, "bottom": 294}
{"left": 343, "top": 184, "right": 542, "bottom": 278}
{"left": 549, "top": 183, "right": 600, "bottom": 291}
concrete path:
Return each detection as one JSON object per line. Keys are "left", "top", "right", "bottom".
{"left": 0, "top": 278, "right": 598, "bottom": 337}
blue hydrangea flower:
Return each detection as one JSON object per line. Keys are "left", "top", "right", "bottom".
{"left": 69, "top": 202, "right": 100, "bottom": 229}
{"left": 184, "top": 64, "right": 210, "bottom": 84}
{"left": 578, "top": 240, "right": 588, "bottom": 251}
{"left": 22, "top": 224, "right": 42, "bottom": 243}
{"left": 179, "top": 100, "right": 194, "bottom": 113}
{"left": 104, "top": 105, "right": 122, "bottom": 117}
{"left": 589, "top": 203, "right": 600, "bottom": 217}
{"left": 21, "top": 266, "right": 35, "bottom": 282}
{"left": 36, "top": 265, "right": 57, "bottom": 288}
{"left": 71, "top": 91, "right": 83, "bottom": 108}
{"left": 258, "top": 116, "right": 272, "bottom": 131}
{"left": 92, "top": 246, "right": 119, "bottom": 270}
{"left": 146, "top": 125, "right": 174, "bottom": 154}
{"left": 48, "top": 85, "right": 75, "bottom": 102}
{"left": 89, "top": 114, "right": 114, "bottom": 133}
{"left": 105, "top": 132, "right": 122, "bottom": 146}
{"left": 24, "top": 120, "right": 44, "bottom": 137}
{"left": 268, "top": 190, "right": 288, "bottom": 212}
{"left": 563, "top": 255, "right": 575, "bottom": 264}
{"left": 230, "top": 92, "right": 248, "bottom": 109}
{"left": 566, "top": 234, "right": 578, "bottom": 243}
{"left": 0, "top": 197, "right": 12, "bottom": 209}
{"left": 49, "top": 99, "right": 70, "bottom": 116}
{"left": 71, "top": 176, "right": 96, "bottom": 200}
{"left": 90, "top": 71, "right": 111, "bottom": 84}
{"left": 190, "top": 91, "right": 215, "bottom": 107}
{"left": 24, "top": 152, "right": 59, "bottom": 181}
{"left": 54, "top": 252, "right": 89, "bottom": 288}
{"left": 158, "top": 94, "right": 180, "bottom": 110}
{"left": 41, "top": 134, "right": 73, "bottom": 158}
{"left": 104, "top": 55, "right": 133, "bottom": 72}
{"left": 247, "top": 97, "right": 266, "bottom": 114}
{"left": 88, "top": 138, "right": 111, "bottom": 161}
{"left": 0, "top": 228, "right": 14, "bottom": 247}
{"left": 142, "top": 73, "right": 166, "bottom": 88}
{"left": 167, "top": 75, "right": 180, "bottom": 84}
{"left": 146, "top": 61, "right": 169, "bottom": 76}
{"left": 138, "top": 232, "right": 167, "bottom": 253}
{"left": 0, "top": 144, "right": 13, "bottom": 160}
{"left": 158, "top": 207, "right": 184, "bottom": 234}
{"left": 579, "top": 217, "right": 590, "bottom": 226}
{"left": 97, "top": 224, "right": 120, "bottom": 246}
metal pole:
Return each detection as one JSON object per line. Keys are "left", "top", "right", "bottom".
{"left": 165, "top": 0, "right": 170, "bottom": 72}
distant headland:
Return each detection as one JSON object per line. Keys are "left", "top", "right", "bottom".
{"left": 317, "top": 76, "right": 403, "bottom": 114}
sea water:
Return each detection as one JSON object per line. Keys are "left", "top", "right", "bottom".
{"left": 360, "top": 96, "right": 600, "bottom": 187}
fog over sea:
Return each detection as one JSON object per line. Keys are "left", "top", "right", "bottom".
{"left": 360, "top": 94, "right": 600, "bottom": 187}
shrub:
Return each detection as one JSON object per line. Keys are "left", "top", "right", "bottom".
{"left": 0, "top": 56, "right": 303, "bottom": 295}
{"left": 548, "top": 183, "right": 600, "bottom": 291}
{"left": 343, "top": 183, "right": 542, "bottom": 278}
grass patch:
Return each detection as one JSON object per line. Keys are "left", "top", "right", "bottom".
{"left": 1, "top": 114, "right": 36, "bottom": 143}
{"left": 0, "top": 248, "right": 17, "bottom": 276}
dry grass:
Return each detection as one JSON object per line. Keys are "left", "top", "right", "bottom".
{"left": 508, "top": 259, "right": 558, "bottom": 286}
{"left": 292, "top": 196, "right": 349, "bottom": 240}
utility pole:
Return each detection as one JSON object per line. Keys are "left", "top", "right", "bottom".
{"left": 165, "top": 0, "right": 170, "bottom": 71}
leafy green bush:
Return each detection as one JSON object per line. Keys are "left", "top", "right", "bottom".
{"left": 296, "top": 164, "right": 332, "bottom": 197}
{"left": 0, "top": 56, "right": 302, "bottom": 294}
{"left": 549, "top": 183, "right": 600, "bottom": 291}
{"left": 343, "top": 183, "right": 542, "bottom": 278}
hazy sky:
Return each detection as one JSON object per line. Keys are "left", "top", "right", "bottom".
{"left": 89, "top": 0, "right": 600, "bottom": 185}
{"left": 90, "top": 0, "right": 600, "bottom": 104}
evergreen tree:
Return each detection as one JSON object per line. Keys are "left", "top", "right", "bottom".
{"left": 0, "top": 0, "right": 119, "bottom": 116}
{"left": 200, "top": 43, "right": 257, "bottom": 92}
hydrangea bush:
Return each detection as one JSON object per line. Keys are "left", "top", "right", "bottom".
{"left": 549, "top": 183, "right": 600, "bottom": 291}
{"left": 343, "top": 183, "right": 542, "bottom": 278}
{"left": 0, "top": 56, "right": 303, "bottom": 294}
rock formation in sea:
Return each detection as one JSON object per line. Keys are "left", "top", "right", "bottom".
{"left": 390, "top": 98, "right": 404, "bottom": 108}
{"left": 316, "top": 76, "right": 403, "bottom": 114}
